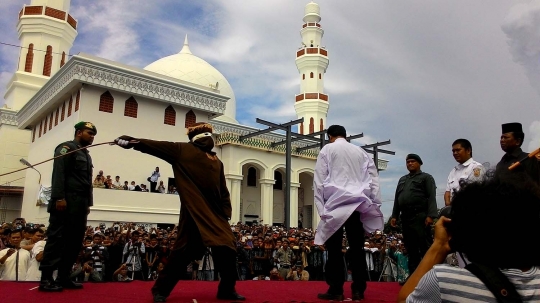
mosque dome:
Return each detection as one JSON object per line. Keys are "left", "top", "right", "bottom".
{"left": 144, "top": 36, "right": 237, "bottom": 124}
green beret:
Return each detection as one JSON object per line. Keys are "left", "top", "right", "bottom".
{"left": 74, "top": 121, "right": 97, "bottom": 135}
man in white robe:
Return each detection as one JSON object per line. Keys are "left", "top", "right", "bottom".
{"left": 314, "top": 125, "right": 383, "bottom": 301}
{"left": 0, "top": 229, "right": 31, "bottom": 281}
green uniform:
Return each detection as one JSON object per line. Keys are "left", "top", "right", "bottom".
{"left": 40, "top": 140, "right": 93, "bottom": 282}
{"left": 391, "top": 171, "right": 437, "bottom": 274}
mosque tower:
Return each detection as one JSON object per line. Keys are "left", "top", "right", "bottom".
{"left": 294, "top": 1, "right": 329, "bottom": 135}
{"left": 4, "top": 0, "right": 78, "bottom": 110}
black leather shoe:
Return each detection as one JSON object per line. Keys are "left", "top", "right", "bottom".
{"left": 216, "top": 292, "right": 246, "bottom": 301}
{"left": 153, "top": 294, "right": 167, "bottom": 302}
{"left": 59, "top": 280, "right": 83, "bottom": 289}
{"left": 38, "top": 280, "right": 63, "bottom": 292}
{"left": 317, "top": 293, "right": 344, "bottom": 301}
{"left": 352, "top": 292, "right": 364, "bottom": 301}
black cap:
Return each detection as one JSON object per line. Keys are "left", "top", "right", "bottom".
{"left": 406, "top": 154, "right": 423, "bottom": 165}
{"left": 502, "top": 122, "right": 523, "bottom": 134}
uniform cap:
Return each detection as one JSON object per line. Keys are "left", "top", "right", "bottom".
{"left": 406, "top": 153, "right": 423, "bottom": 165}
{"left": 74, "top": 121, "right": 97, "bottom": 135}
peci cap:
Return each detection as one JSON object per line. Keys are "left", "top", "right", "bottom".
{"left": 501, "top": 122, "right": 523, "bottom": 134}
{"left": 406, "top": 153, "right": 423, "bottom": 165}
{"left": 74, "top": 121, "right": 97, "bottom": 135}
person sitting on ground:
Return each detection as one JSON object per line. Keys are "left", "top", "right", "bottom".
{"left": 113, "top": 176, "right": 122, "bottom": 189}
{"left": 113, "top": 263, "right": 133, "bottom": 282}
{"left": 269, "top": 267, "right": 284, "bottom": 281}
{"left": 157, "top": 181, "right": 166, "bottom": 194}
{"left": 93, "top": 174, "right": 105, "bottom": 188}
{"left": 398, "top": 175, "right": 540, "bottom": 302}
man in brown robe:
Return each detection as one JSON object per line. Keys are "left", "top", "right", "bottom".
{"left": 115, "top": 122, "right": 244, "bottom": 302}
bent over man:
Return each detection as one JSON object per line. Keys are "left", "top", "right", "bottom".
{"left": 115, "top": 122, "right": 244, "bottom": 302}
{"left": 314, "top": 125, "right": 383, "bottom": 301}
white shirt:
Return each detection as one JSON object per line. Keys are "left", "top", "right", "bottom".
{"left": 445, "top": 158, "right": 484, "bottom": 198}
{"left": 314, "top": 138, "right": 383, "bottom": 245}
{"left": 0, "top": 248, "right": 31, "bottom": 281}
{"left": 128, "top": 185, "right": 136, "bottom": 191}
{"left": 26, "top": 240, "right": 46, "bottom": 281}
{"left": 113, "top": 181, "right": 122, "bottom": 188}
{"left": 150, "top": 171, "right": 160, "bottom": 182}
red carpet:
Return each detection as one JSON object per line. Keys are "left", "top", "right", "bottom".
{"left": 0, "top": 281, "right": 400, "bottom": 303}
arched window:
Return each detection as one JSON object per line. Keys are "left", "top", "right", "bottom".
{"left": 49, "top": 112, "right": 53, "bottom": 130}
{"left": 309, "top": 117, "right": 314, "bottom": 134}
{"left": 185, "top": 110, "right": 196, "bottom": 128}
{"left": 164, "top": 105, "right": 176, "bottom": 126}
{"left": 39, "top": 120, "right": 43, "bottom": 138}
{"left": 60, "top": 51, "right": 66, "bottom": 68}
{"left": 247, "top": 167, "right": 257, "bottom": 187}
{"left": 54, "top": 108, "right": 59, "bottom": 126}
{"left": 32, "top": 126, "right": 36, "bottom": 142}
{"left": 61, "top": 102, "right": 65, "bottom": 121}
{"left": 43, "top": 116, "right": 48, "bottom": 134}
{"left": 320, "top": 118, "right": 324, "bottom": 131}
{"left": 67, "top": 97, "right": 73, "bottom": 117}
{"left": 300, "top": 122, "right": 304, "bottom": 135}
{"left": 24, "top": 44, "right": 34, "bottom": 72}
{"left": 310, "top": 72, "right": 314, "bottom": 78}
{"left": 43, "top": 45, "right": 52, "bottom": 76}
{"left": 302, "top": 74, "right": 305, "bottom": 80}
{"left": 319, "top": 73, "right": 322, "bottom": 79}
{"left": 273, "top": 171, "right": 283, "bottom": 190}
{"left": 75, "top": 90, "right": 80, "bottom": 112}
{"left": 99, "top": 91, "right": 114, "bottom": 113}
{"left": 124, "top": 97, "right": 138, "bottom": 118}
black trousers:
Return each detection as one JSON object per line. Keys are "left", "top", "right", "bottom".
{"left": 324, "top": 211, "right": 367, "bottom": 295}
{"left": 151, "top": 245, "right": 237, "bottom": 297}
{"left": 150, "top": 181, "right": 157, "bottom": 193}
{"left": 401, "top": 212, "right": 432, "bottom": 274}
{"left": 40, "top": 194, "right": 88, "bottom": 281}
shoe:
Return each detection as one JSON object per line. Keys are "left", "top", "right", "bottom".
{"left": 352, "top": 292, "right": 364, "bottom": 301}
{"left": 216, "top": 292, "right": 246, "bottom": 301}
{"left": 38, "top": 280, "right": 63, "bottom": 292}
{"left": 317, "top": 293, "right": 344, "bottom": 301}
{"left": 153, "top": 294, "right": 167, "bottom": 302}
{"left": 59, "top": 280, "right": 83, "bottom": 289}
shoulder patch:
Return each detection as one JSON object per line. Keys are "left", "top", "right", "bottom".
{"left": 473, "top": 167, "right": 481, "bottom": 177}
{"left": 60, "top": 147, "right": 69, "bottom": 155}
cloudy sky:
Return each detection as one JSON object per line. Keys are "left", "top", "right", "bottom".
{"left": 1, "top": 0, "right": 540, "bottom": 219}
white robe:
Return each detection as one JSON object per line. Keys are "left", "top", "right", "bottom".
{"left": 26, "top": 240, "right": 46, "bottom": 281}
{"left": 314, "top": 138, "right": 384, "bottom": 245}
{"left": 0, "top": 248, "right": 31, "bottom": 281}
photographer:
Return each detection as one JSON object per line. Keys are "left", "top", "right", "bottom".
{"left": 85, "top": 233, "right": 109, "bottom": 282}
{"left": 113, "top": 263, "right": 133, "bottom": 282}
{"left": 122, "top": 231, "right": 145, "bottom": 280}
{"left": 399, "top": 177, "right": 540, "bottom": 302}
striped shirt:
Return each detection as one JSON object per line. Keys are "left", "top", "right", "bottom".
{"left": 407, "top": 264, "right": 540, "bottom": 303}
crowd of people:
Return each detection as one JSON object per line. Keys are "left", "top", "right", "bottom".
{"left": 91, "top": 168, "right": 179, "bottom": 194}
{"left": 0, "top": 219, "right": 408, "bottom": 284}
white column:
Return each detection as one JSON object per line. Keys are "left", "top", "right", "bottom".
{"left": 289, "top": 182, "right": 300, "bottom": 228}
{"left": 225, "top": 174, "right": 243, "bottom": 224}
{"left": 259, "top": 179, "right": 275, "bottom": 226}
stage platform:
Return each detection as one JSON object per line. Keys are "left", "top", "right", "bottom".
{"left": 0, "top": 281, "right": 401, "bottom": 303}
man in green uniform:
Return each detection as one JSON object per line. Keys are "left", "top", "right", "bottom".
{"left": 39, "top": 121, "right": 96, "bottom": 292}
{"left": 495, "top": 122, "right": 540, "bottom": 184}
{"left": 390, "top": 154, "right": 437, "bottom": 275}
{"left": 115, "top": 122, "right": 245, "bottom": 302}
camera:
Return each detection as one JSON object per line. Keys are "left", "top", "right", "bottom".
{"left": 438, "top": 206, "right": 452, "bottom": 219}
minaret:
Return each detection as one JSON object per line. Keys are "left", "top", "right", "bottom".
{"left": 294, "top": 1, "right": 329, "bottom": 134}
{"left": 3, "top": 0, "right": 78, "bottom": 110}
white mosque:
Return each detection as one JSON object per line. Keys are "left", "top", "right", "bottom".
{"left": 0, "top": 0, "right": 387, "bottom": 228}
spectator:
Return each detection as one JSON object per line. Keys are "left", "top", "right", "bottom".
{"left": 113, "top": 176, "right": 122, "bottom": 189}
{"left": 104, "top": 175, "right": 113, "bottom": 189}
{"left": 85, "top": 233, "right": 109, "bottom": 282}
{"left": 140, "top": 184, "right": 149, "bottom": 192}
{"left": 93, "top": 174, "right": 105, "bottom": 188}
{"left": 146, "top": 236, "right": 159, "bottom": 279}
{"left": 157, "top": 181, "right": 166, "bottom": 194}
{"left": 269, "top": 267, "right": 284, "bottom": 281}
{"left": 0, "top": 229, "right": 31, "bottom": 281}
{"left": 128, "top": 181, "right": 136, "bottom": 191}
{"left": 148, "top": 167, "right": 160, "bottom": 193}
{"left": 113, "top": 263, "right": 132, "bottom": 282}
{"left": 287, "top": 264, "right": 310, "bottom": 281}
{"left": 26, "top": 239, "right": 46, "bottom": 281}
{"left": 123, "top": 231, "right": 145, "bottom": 280}
{"left": 123, "top": 181, "right": 129, "bottom": 190}
{"left": 275, "top": 240, "right": 295, "bottom": 280}
{"left": 399, "top": 177, "right": 540, "bottom": 302}
{"left": 21, "top": 227, "right": 45, "bottom": 251}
